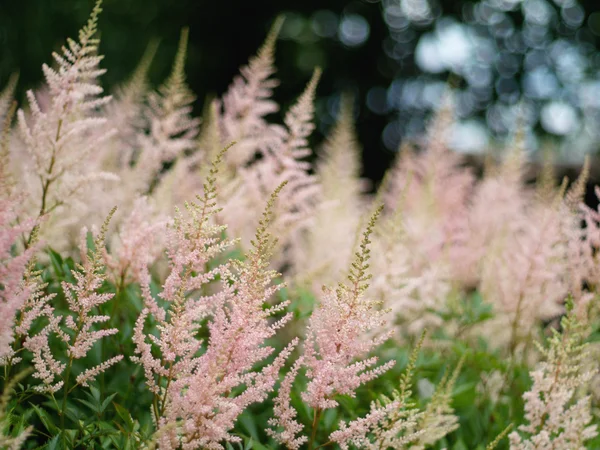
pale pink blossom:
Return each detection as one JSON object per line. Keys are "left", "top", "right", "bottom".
{"left": 24, "top": 211, "right": 122, "bottom": 392}
{"left": 266, "top": 358, "right": 308, "bottom": 450}
{"left": 509, "top": 304, "right": 598, "bottom": 449}
{"left": 132, "top": 28, "right": 199, "bottom": 199}
{"left": 16, "top": 0, "right": 117, "bottom": 234}
{"left": 292, "top": 94, "right": 368, "bottom": 286}
{"left": 224, "top": 69, "right": 321, "bottom": 258}
{"left": 288, "top": 207, "right": 395, "bottom": 421}
{"left": 0, "top": 196, "right": 35, "bottom": 362}
{"left": 133, "top": 156, "right": 294, "bottom": 448}
{"left": 220, "top": 18, "right": 282, "bottom": 168}
{"left": 104, "top": 197, "right": 168, "bottom": 286}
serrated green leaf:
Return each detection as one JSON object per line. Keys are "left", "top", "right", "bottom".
{"left": 113, "top": 402, "right": 135, "bottom": 432}
{"left": 100, "top": 392, "right": 118, "bottom": 413}
{"left": 76, "top": 398, "right": 101, "bottom": 414}
{"left": 47, "top": 249, "right": 64, "bottom": 279}
{"left": 31, "top": 404, "right": 58, "bottom": 434}
{"left": 45, "top": 433, "right": 60, "bottom": 450}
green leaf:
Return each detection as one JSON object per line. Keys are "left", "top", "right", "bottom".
{"left": 89, "top": 385, "right": 101, "bottom": 403}
{"left": 47, "top": 249, "right": 65, "bottom": 279}
{"left": 76, "top": 398, "right": 101, "bottom": 414}
{"left": 238, "top": 412, "right": 258, "bottom": 439}
{"left": 31, "top": 404, "right": 58, "bottom": 434}
{"left": 45, "top": 434, "right": 60, "bottom": 450}
{"left": 100, "top": 392, "right": 118, "bottom": 413}
{"left": 113, "top": 402, "right": 135, "bottom": 433}
{"left": 453, "top": 438, "right": 469, "bottom": 450}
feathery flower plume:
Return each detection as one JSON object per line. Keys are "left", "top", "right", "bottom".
{"left": 267, "top": 68, "right": 321, "bottom": 234}
{"left": 266, "top": 357, "right": 308, "bottom": 450}
{"left": 0, "top": 73, "right": 18, "bottom": 124}
{"left": 104, "top": 40, "right": 159, "bottom": 172}
{"left": 329, "top": 333, "right": 460, "bottom": 449}
{"left": 293, "top": 94, "right": 367, "bottom": 286}
{"left": 0, "top": 191, "right": 35, "bottom": 363}
{"left": 226, "top": 69, "right": 321, "bottom": 254}
{"left": 475, "top": 141, "right": 586, "bottom": 353}
{"left": 133, "top": 28, "right": 200, "bottom": 198}
{"left": 24, "top": 208, "right": 123, "bottom": 392}
{"left": 370, "top": 183, "right": 452, "bottom": 338}
{"left": 509, "top": 298, "right": 598, "bottom": 449}
{"left": 133, "top": 146, "right": 294, "bottom": 449}
{"left": 267, "top": 207, "right": 395, "bottom": 450}
{"left": 370, "top": 95, "right": 473, "bottom": 337}
{"left": 153, "top": 100, "right": 224, "bottom": 212}
{"left": 302, "top": 205, "right": 393, "bottom": 410}
{"left": 479, "top": 196, "right": 568, "bottom": 353}
{"left": 16, "top": 0, "right": 117, "bottom": 232}
{"left": 104, "top": 196, "right": 168, "bottom": 287}
{"left": 220, "top": 17, "right": 283, "bottom": 167}
{"left": 0, "top": 105, "right": 38, "bottom": 365}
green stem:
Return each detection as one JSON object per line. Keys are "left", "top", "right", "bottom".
{"left": 308, "top": 408, "right": 322, "bottom": 450}
{"left": 61, "top": 357, "right": 74, "bottom": 440}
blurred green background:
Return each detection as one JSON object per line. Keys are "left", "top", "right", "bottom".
{"left": 1, "top": 0, "right": 600, "bottom": 184}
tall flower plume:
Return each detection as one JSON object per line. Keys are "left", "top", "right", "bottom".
{"left": 220, "top": 17, "right": 283, "bottom": 168}
{"left": 103, "top": 40, "right": 159, "bottom": 175}
{"left": 16, "top": 0, "right": 117, "bottom": 239}
{"left": 0, "top": 105, "right": 38, "bottom": 366}
{"left": 509, "top": 299, "right": 598, "bottom": 449}
{"left": 268, "top": 206, "right": 395, "bottom": 448}
{"left": 225, "top": 68, "right": 322, "bottom": 256}
{"left": 24, "top": 209, "right": 123, "bottom": 392}
{"left": 292, "top": 94, "right": 367, "bottom": 286}
{"left": 330, "top": 336, "right": 461, "bottom": 449}
{"left": 133, "top": 28, "right": 200, "bottom": 199}
{"left": 133, "top": 146, "right": 295, "bottom": 449}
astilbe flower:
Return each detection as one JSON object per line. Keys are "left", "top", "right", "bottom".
{"left": 0, "top": 105, "right": 40, "bottom": 365}
{"left": 382, "top": 95, "right": 473, "bottom": 274}
{"left": 6, "top": 238, "right": 56, "bottom": 369}
{"left": 226, "top": 69, "right": 322, "bottom": 259}
{"left": 369, "top": 97, "right": 473, "bottom": 338}
{"left": 0, "top": 73, "right": 18, "bottom": 124}
{"left": 509, "top": 299, "right": 598, "bottom": 449}
{"left": 330, "top": 335, "right": 461, "bottom": 449}
{"left": 466, "top": 135, "right": 531, "bottom": 285}
{"left": 479, "top": 197, "right": 569, "bottom": 352}
{"left": 0, "top": 370, "right": 32, "bottom": 450}
{"left": 303, "top": 205, "right": 393, "bottom": 409}
{"left": 16, "top": 0, "right": 117, "bottom": 238}
{"left": 155, "top": 100, "right": 225, "bottom": 211}
{"left": 266, "top": 357, "right": 307, "bottom": 449}
{"left": 104, "top": 196, "right": 168, "bottom": 287}
{"left": 131, "top": 28, "right": 200, "bottom": 201}
{"left": 24, "top": 209, "right": 123, "bottom": 392}
{"left": 133, "top": 149, "right": 295, "bottom": 449}
{"left": 0, "top": 179, "right": 35, "bottom": 363}
{"left": 267, "top": 207, "right": 394, "bottom": 448}
{"left": 264, "top": 68, "right": 321, "bottom": 232}
{"left": 216, "top": 21, "right": 322, "bottom": 261}
{"left": 370, "top": 189, "right": 452, "bottom": 338}
{"left": 102, "top": 40, "right": 159, "bottom": 176}
{"left": 571, "top": 167, "right": 600, "bottom": 314}
{"left": 219, "top": 18, "right": 282, "bottom": 168}
{"left": 293, "top": 94, "right": 368, "bottom": 287}
{"left": 475, "top": 145, "right": 586, "bottom": 353}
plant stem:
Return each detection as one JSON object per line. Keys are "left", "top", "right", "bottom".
{"left": 308, "top": 408, "right": 322, "bottom": 450}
